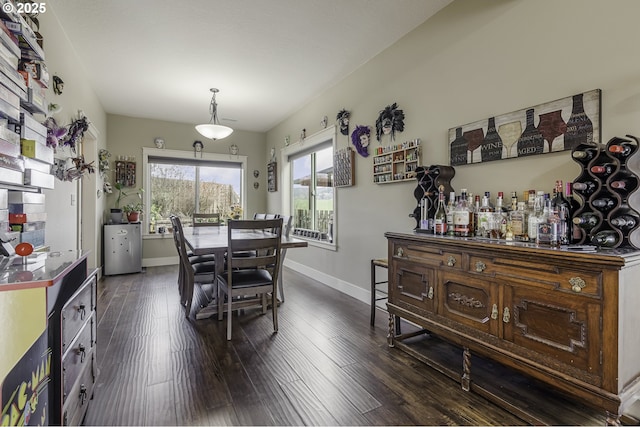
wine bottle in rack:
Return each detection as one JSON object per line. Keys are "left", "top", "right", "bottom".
{"left": 573, "top": 212, "right": 600, "bottom": 230}
{"left": 572, "top": 147, "right": 599, "bottom": 161}
{"left": 591, "top": 196, "right": 617, "bottom": 212}
{"left": 607, "top": 136, "right": 638, "bottom": 159}
{"left": 590, "top": 163, "right": 616, "bottom": 177}
{"left": 573, "top": 180, "right": 598, "bottom": 197}
{"left": 610, "top": 215, "right": 637, "bottom": 229}
{"left": 591, "top": 229, "right": 621, "bottom": 248}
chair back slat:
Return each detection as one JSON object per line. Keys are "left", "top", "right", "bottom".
{"left": 227, "top": 219, "right": 283, "bottom": 277}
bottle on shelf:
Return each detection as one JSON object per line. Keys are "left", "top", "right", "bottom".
{"left": 591, "top": 196, "right": 617, "bottom": 212}
{"left": 591, "top": 230, "right": 620, "bottom": 248}
{"left": 609, "top": 176, "right": 639, "bottom": 194}
{"left": 572, "top": 149, "right": 598, "bottom": 161}
{"left": 495, "top": 192, "right": 508, "bottom": 237}
{"left": 536, "top": 196, "right": 555, "bottom": 245}
{"left": 509, "top": 201, "right": 528, "bottom": 240}
{"left": 527, "top": 191, "right": 544, "bottom": 240}
{"left": 573, "top": 212, "right": 600, "bottom": 230}
{"left": 608, "top": 139, "right": 637, "bottom": 158}
{"left": 476, "top": 193, "right": 493, "bottom": 238}
{"left": 446, "top": 191, "right": 456, "bottom": 236}
{"left": 565, "top": 182, "right": 581, "bottom": 213}
{"left": 433, "top": 185, "right": 448, "bottom": 236}
{"left": 510, "top": 191, "right": 518, "bottom": 212}
{"left": 590, "top": 164, "right": 616, "bottom": 177}
{"left": 453, "top": 189, "right": 472, "bottom": 237}
{"left": 573, "top": 180, "right": 598, "bottom": 196}
{"left": 610, "top": 215, "right": 637, "bottom": 229}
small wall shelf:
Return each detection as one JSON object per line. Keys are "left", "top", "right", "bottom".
{"left": 373, "top": 139, "right": 421, "bottom": 184}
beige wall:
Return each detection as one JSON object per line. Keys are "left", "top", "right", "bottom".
{"left": 105, "top": 114, "right": 267, "bottom": 263}
{"left": 266, "top": 0, "right": 640, "bottom": 300}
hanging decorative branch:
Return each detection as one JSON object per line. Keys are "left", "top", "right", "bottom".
{"left": 61, "top": 115, "right": 90, "bottom": 153}
{"left": 52, "top": 155, "right": 95, "bottom": 181}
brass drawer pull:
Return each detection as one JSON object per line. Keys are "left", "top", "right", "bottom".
{"left": 569, "top": 277, "right": 586, "bottom": 293}
{"left": 427, "top": 286, "right": 434, "bottom": 300}
{"left": 78, "top": 343, "right": 86, "bottom": 363}
{"left": 396, "top": 247, "right": 404, "bottom": 257}
{"left": 78, "top": 303, "right": 86, "bottom": 320}
{"left": 447, "top": 256, "right": 456, "bottom": 267}
{"left": 503, "top": 307, "right": 510, "bottom": 323}
{"left": 475, "top": 261, "right": 486, "bottom": 272}
{"left": 491, "top": 304, "right": 498, "bottom": 320}
{"left": 80, "top": 384, "right": 88, "bottom": 404}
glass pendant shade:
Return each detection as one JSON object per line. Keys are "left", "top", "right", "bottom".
{"left": 195, "top": 123, "right": 233, "bottom": 140}
{"left": 195, "top": 88, "right": 234, "bottom": 140}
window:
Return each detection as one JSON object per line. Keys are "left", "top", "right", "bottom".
{"left": 282, "top": 127, "right": 336, "bottom": 248}
{"left": 142, "top": 148, "right": 246, "bottom": 233}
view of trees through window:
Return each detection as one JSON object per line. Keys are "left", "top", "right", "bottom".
{"left": 291, "top": 146, "right": 334, "bottom": 241}
{"left": 149, "top": 162, "right": 241, "bottom": 228}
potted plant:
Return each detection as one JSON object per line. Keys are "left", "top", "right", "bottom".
{"left": 123, "top": 201, "right": 143, "bottom": 223}
{"left": 111, "top": 183, "right": 143, "bottom": 223}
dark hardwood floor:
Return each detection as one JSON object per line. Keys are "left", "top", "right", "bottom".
{"left": 83, "top": 265, "right": 605, "bottom": 426}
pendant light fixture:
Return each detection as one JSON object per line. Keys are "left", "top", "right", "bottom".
{"left": 195, "top": 88, "right": 234, "bottom": 140}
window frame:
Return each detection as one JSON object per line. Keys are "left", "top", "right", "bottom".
{"left": 281, "top": 126, "right": 337, "bottom": 251}
{"left": 142, "top": 147, "right": 247, "bottom": 237}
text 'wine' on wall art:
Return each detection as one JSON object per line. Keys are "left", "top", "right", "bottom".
{"left": 449, "top": 89, "right": 601, "bottom": 166}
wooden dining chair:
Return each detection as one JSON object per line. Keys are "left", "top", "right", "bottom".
{"left": 217, "top": 218, "right": 283, "bottom": 340}
{"left": 170, "top": 215, "right": 216, "bottom": 317}
{"left": 193, "top": 212, "right": 222, "bottom": 227}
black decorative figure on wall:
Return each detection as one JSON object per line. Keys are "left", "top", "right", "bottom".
{"left": 336, "top": 109, "right": 350, "bottom": 136}
{"left": 376, "top": 102, "right": 404, "bottom": 142}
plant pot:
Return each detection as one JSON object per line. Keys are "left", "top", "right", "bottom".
{"left": 127, "top": 212, "right": 140, "bottom": 223}
{"left": 110, "top": 208, "right": 123, "bottom": 224}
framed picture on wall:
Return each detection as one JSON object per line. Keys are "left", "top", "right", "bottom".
{"left": 267, "top": 162, "right": 277, "bottom": 192}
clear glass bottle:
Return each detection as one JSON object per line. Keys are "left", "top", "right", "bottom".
{"left": 527, "top": 191, "right": 544, "bottom": 240}
{"left": 551, "top": 180, "right": 571, "bottom": 244}
{"left": 476, "top": 193, "right": 493, "bottom": 238}
{"left": 495, "top": 192, "right": 508, "bottom": 237}
{"left": 509, "top": 201, "right": 528, "bottom": 240}
{"left": 453, "top": 189, "right": 471, "bottom": 237}
{"left": 433, "top": 185, "right": 448, "bottom": 236}
{"left": 446, "top": 191, "right": 456, "bottom": 236}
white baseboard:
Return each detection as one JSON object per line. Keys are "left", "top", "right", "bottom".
{"left": 283, "top": 258, "right": 369, "bottom": 305}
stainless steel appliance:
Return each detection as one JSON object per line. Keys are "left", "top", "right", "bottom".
{"left": 103, "top": 223, "right": 142, "bottom": 275}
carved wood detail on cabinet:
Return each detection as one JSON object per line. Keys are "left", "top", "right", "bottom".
{"left": 385, "top": 232, "right": 640, "bottom": 425}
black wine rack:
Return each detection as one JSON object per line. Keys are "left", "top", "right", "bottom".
{"left": 571, "top": 134, "right": 640, "bottom": 249}
{"left": 410, "top": 165, "right": 455, "bottom": 230}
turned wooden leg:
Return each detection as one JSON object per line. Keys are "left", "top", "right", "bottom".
{"left": 605, "top": 411, "right": 621, "bottom": 426}
{"left": 462, "top": 346, "right": 471, "bottom": 392}
{"left": 387, "top": 313, "right": 395, "bottom": 347}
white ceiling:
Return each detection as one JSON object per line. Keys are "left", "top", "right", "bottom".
{"left": 48, "top": 0, "right": 452, "bottom": 133}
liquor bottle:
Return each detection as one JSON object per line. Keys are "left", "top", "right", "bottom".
{"left": 446, "top": 191, "right": 456, "bottom": 236}
{"left": 481, "top": 117, "right": 503, "bottom": 162}
{"left": 509, "top": 201, "right": 528, "bottom": 240}
{"left": 536, "top": 197, "right": 557, "bottom": 245}
{"left": 433, "top": 185, "right": 448, "bottom": 236}
{"left": 573, "top": 180, "right": 597, "bottom": 196}
{"left": 495, "top": 192, "right": 508, "bottom": 237}
{"left": 564, "top": 93, "right": 594, "bottom": 150}
{"left": 590, "top": 164, "right": 616, "bottom": 177}
{"left": 472, "top": 194, "right": 480, "bottom": 237}
{"left": 573, "top": 213, "right": 600, "bottom": 230}
{"left": 592, "top": 197, "right": 616, "bottom": 211}
{"left": 453, "top": 189, "right": 472, "bottom": 237}
{"left": 565, "top": 182, "right": 581, "bottom": 213}
{"left": 551, "top": 180, "right": 571, "bottom": 244}
{"left": 591, "top": 230, "right": 620, "bottom": 248}
{"left": 517, "top": 108, "right": 545, "bottom": 157}
{"left": 476, "top": 193, "right": 493, "bottom": 238}
{"left": 510, "top": 191, "right": 518, "bottom": 212}
{"left": 610, "top": 215, "right": 637, "bottom": 229}
{"left": 528, "top": 191, "right": 544, "bottom": 240}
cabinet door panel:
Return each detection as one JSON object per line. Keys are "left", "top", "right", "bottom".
{"left": 504, "top": 285, "right": 602, "bottom": 377}
{"left": 440, "top": 270, "right": 499, "bottom": 335}
{"left": 392, "top": 258, "right": 436, "bottom": 313}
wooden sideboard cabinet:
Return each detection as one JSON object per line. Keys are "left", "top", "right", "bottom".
{"left": 385, "top": 231, "right": 640, "bottom": 425}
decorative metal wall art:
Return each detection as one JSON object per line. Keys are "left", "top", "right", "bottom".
{"left": 334, "top": 147, "right": 355, "bottom": 187}
{"left": 449, "top": 89, "right": 601, "bottom": 166}
{"left": 267, "top": 162, "right": 277, "bottom": 192}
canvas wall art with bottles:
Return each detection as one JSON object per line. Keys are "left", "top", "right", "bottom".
{"left": 449, "top": 89, "right": 601, "bottom": 166}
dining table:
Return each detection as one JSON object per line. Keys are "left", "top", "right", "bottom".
{"left": 181, "top": 225, "right": 308, "bottom": 319}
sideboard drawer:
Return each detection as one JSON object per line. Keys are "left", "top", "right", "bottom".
{"left": 62, "top": 312, "right": 96, "bottom": 400}
{"left": 61, "top": 274, "right": 96, "bottom": 354}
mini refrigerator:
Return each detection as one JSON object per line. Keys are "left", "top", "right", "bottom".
{"left": 103, "top": 223, "right": 142, "bottom": 275}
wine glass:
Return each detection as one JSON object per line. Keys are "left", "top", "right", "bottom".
{"left": 498, "top": 121, "right": 522, "bottom": 158}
